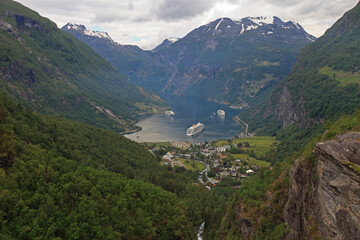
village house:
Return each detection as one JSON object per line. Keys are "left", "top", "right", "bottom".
{"left": 246, "top": 169, "right": 255, "bottom": 174}
{"left": 201, "top": 147, "right": 216, "bottom": 156}
{"left": 215, "top": 145, "right": 231, "bottom": 153}
{"left": 220, "top": 171, "right": 230, "bottom": 177}
{"left": 179, "top": 154, "right": 192, "bottom": 159}
{"left": 251, "top": 165, "right": 259, "bottom": 171}
{"left": 162, "top": 152, "right": 174, "bottom": 162}
{"left": 212, "top": 159, "right": 220, "bottom": 167}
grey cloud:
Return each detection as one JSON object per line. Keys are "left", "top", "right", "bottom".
{"left": 15, "top": 0, "right": 358, "bottom": 49}
{"left": 153, "top": 0, "right": 218, "bottom": 20}
{"left": 92, "top": 13, "right": 129, "bottom": 23}
{"left": 128, "top": 2, "right": 134, "bottom": 10}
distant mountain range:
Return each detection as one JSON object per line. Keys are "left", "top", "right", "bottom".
{"left": 63, "top": 16, "right": 316, "bottom": 108}
{"left": 0, "top": 1, "right": 167, "bottom": 133}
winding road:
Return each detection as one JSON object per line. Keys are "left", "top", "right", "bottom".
{"left": 233, "top": 116, "right": 249, "bottom": 134}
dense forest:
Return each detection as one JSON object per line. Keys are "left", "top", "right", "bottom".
{"left": 0, "top": 92, "right": 199, "bottom": 239}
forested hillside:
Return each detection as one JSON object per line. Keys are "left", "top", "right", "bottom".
{"left": 0, "top": 0, "right": 167, "bottom": 133}
{"left": 0, "top": 92, "right": 199, "bottom": 239}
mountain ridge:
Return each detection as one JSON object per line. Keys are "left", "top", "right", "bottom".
{"left": 0, "top": 0, "right": 167, "bottom": 133}
{"left": 63, "top": 16, "right": 316, "bottom": 108}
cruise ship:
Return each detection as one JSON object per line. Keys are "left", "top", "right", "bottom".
{"left": 186, "top": 122, "right": 204, "bottom": 136}
{"left": 217, "top": 109, "right": 225, "bottom": 116}
{"left": 165, "top": 110, "right": 175, "bottom": 116}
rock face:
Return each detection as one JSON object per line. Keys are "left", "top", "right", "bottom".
{"left": 284, "top": 132, "right": 360, "bottom": 239}
{"left": 271, "top": 85, "right": 306, "bottom": 127}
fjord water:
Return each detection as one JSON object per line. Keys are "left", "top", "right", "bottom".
{"left": 126, "top": 95, "right": 243, "bottom": 143}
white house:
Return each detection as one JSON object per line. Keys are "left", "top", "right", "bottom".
{"left": 246, "top": 169, "right": 255, "bottom": 174}
{"left": 162, "top": 152, "right": 174, "bottom": 162}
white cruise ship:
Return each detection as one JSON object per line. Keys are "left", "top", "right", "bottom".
{"left": 217, "top": 109, "right": 225, "bottom": 116}
{"left": 165, "top": 110, "right": 175, "bottom": 116}
{"left": 186, "top": 122, "right": 204, "bottom": 136}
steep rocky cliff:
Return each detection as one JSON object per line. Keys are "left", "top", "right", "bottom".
{"left": 284, "top": 132, "right": 360, "bottom": 239}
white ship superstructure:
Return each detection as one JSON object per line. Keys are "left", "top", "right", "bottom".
{"left": 217, "top": 109, "right": 225, "bottom": 116}
{"left": 165, "top": 110, "right": 175, "bottom": 116}
{"left": 186, "top": 122, "right": 204, "bottom": 136}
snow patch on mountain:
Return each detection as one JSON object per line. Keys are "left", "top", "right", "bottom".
{"left": 168, "top": 37, "right": 179, "bottom": 43}
{"left": 64, "top": 23, "right": 114, "bottom": 43}
{"left": 215, "top": 18, "right": 224, "bottom": 30}
{"left": 246, "top": 24, "right": 258, "bottom": 31}
{"left": 248, "top": 16, "right": 275, "bottom": 25}
{"left": 240, "top": 24, "right": 245, "bottom": 34}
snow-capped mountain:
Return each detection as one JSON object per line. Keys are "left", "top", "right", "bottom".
{"left": 63, "top": 23, "right": 115, "bottom": 44}
{"left": 185, "top": 16, "right": 316, "bottom": 42}
{"left": 62, "top": 23, "right": 150, "bottom": 73}
{"left": 63, "top": 17, "right": 316, "bottom": 107}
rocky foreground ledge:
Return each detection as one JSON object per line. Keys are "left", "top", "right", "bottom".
{"left": 285, "top": 132, "right": 360, "bottom": 240}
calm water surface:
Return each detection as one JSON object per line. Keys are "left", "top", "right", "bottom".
{"left": 126, "top": 95, "right": 243, "bottom": 143}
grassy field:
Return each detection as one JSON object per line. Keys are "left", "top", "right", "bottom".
{"left": 320, "top": 66, "right": 360, "bottom": 86}
{"left": 215, "top": 136, "right": 276, "bottom": 168}
{"left": 178, "top": 159, "right": 206, "bottom": 172}
{"left": 231, "top": 154, "right": 270, "bottom": 167}
{"left": 215, "top": 136, "right": 277, "bottom": 158}
{"left": 234, "top": 136, "right": 277, "bottom": 157}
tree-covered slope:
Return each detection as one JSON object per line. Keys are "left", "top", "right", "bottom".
{"left": 217, "top": 111, "right": 360, "bottom": 240}
{"left": 241, "top": 2, "right": 360, "bottom": 134}
{"left": 0, "top": 0, "right": 167, "bottom": 133}
{"left": 0, "top": 92, "right": 199, "bottom": 239}
{"left": 64, "top": 17, "right": 315, "bottom": 108}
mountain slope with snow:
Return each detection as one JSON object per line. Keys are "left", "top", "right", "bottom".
{"left": 63, "top": 16, "right": 316, "bottom": 107}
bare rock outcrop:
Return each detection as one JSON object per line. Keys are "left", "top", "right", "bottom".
{"left": 273, "top": 86, "right": 306, "bottom": 127}
{"left": 284, "top": 132, "right": 360, "bottom": 239}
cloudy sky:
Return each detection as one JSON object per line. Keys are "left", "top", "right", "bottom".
{"left": 17, "top": 0, "right": 358, "bottom": 50}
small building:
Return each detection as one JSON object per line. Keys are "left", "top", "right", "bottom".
{"left": 215, "top": 147, "right": 226, "bottom": 153}
{"left": 235, "top": 159, "right": 241, "bottom": 163}
{"left": 246, "top": 169, "right": 255, "bottom": 174}
{"left": 251, "top": 165, "right": 259, "bottom": 171}
{"left": 220, "top": 171, "right": 230, "bottom": 177}
{"left": 162, "top": 152, "right": 174, "bottom": 162}
{"left": 216, "top": 145, "right": 231, "bottom": 153}
{"left": 180, "top": 154, "right": 192, "bottom": 159}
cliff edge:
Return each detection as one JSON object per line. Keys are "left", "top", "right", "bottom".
{"left": 284, "top": 132, "right": 360, "bottom": 239}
